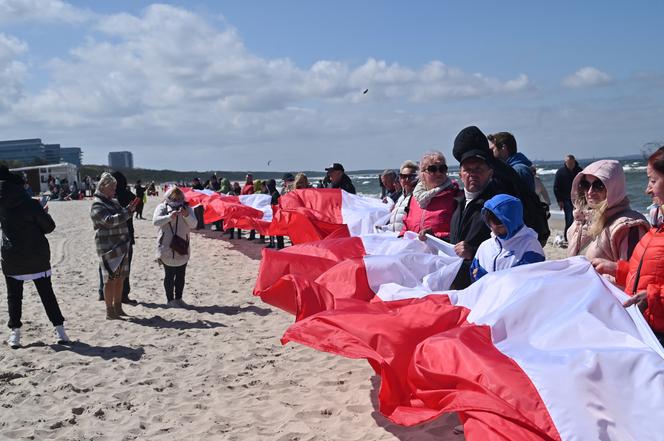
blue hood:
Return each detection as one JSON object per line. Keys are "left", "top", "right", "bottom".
{"left": 482, "top": 194, "right": 524, "bottom": 240}
{"left": 507, "top": 152, "right": 533, "bottom": 168}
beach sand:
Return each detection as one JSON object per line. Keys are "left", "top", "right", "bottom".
{"left": 0, "top": 197, "right": 567, "bottom": 440}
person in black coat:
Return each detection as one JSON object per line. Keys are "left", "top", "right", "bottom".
{"left": 447, "top": 153, "right": 498, "bottom": 289}
{"left": 97, "top": 171, "right": 138, "bottom": 304}
{"left": 134, "top": 180, "right": 146, "bottom": 219}
{"left": 0, "top": 166, "right": 69, "bottom": 348}
{"left": 553, "top": 155, "right": 583, "bottom": 241}
{"left": 325, "top": 163, "right": 356, "bottom": 194}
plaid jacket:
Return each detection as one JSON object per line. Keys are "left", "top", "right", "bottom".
{"left": 90, "top": 192, "right": 131, "bottom": 272}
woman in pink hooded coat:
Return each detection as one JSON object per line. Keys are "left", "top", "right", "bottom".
{"left": 567, "top": 159, "right": 649, "bottom": 264}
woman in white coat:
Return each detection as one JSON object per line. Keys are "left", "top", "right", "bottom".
{"left": 153, "top": 187, "right": 197, "bottom": 306}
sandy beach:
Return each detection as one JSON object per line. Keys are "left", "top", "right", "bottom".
{"left": 0, "top": 197, "right": 567, "bottom": 440}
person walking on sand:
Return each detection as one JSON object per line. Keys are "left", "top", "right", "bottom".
{"left": 90, "top": 173, "right": 139, "bottom": 320}
{"left": 153, "top": 187, "right": 197, "bottom": 307}
{"left": 0, "top": 166, "right": 69, "bottom": 348}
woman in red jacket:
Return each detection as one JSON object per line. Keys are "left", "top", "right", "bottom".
{"left": 593, "top": 146, "right": 664, "bottom": 342}
{"left": 400, "top": 151, "right": 459, "bottom": 239}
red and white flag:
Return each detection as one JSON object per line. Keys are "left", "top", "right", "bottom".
{"left": 282, "top": 257, "right": 664, "bottom": 440}
{"left": 270, "top": 188, "right": 393, "bottom": 243}
{"left": 183, "top": 189, "right": 273, "bottom": 233}
{"left": 254, "top": 232, "right": 462, "bottom": 320}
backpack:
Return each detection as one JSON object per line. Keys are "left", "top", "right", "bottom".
{"left": 491, "top": 159, "right": 550, "bottom": 246}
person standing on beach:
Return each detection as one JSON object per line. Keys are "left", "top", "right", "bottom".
{"left": 592, "top": 146, "right": 664, "bottom": 344}
{"left": 449, "top": 127, "right": 500, "bottom": 289}
{"left": 382, "top": 160, "right": 418, "bottom": 233}
{"left": 380, "top": 169, "right": 402, "bottom": 203}
{"left": 153, "top": 187, "right": 197, "bottom": 307}
{"left": 134, "top": 180, "right": 146, "bottom": 220}
{"left": 325, "top": 163, "right": 356, "bottom": 194}
{"left": 91, "top": 173, "right": 139, "bottom": 320}
{"left": 554, "top": 155, "right": 582, "bottom": 241}
{"left": 0, "top": 166, "right": 69, "bottom": 348}
{"left": 488, "top": 132, "right": 535, "bottom": 192}
{"left": 400, "top": 152, "right": 458, "bottom": 239}
{"left": 567, "top": 160, "right": 649, "bottom": 267}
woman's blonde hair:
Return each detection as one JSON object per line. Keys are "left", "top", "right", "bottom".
{"left": 294, "top": 173, "right": 309, "bottom": 189}
{"left": 419, "top": 151, "right": 446, "bottom": 172}
{"left": 98, "top": 172, "right": 117, "bottom": 191}
{"left": 575, "top": 186, "right": 609, "bottom": 238}
{"left": 165, "top": 186, "right": 185, "bottom": 202}
{"left": 400, "top": 160, "right": 419, "bottom": 173}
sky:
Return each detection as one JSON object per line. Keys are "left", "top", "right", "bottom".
{"left": 1, "top": 0, "right": 664, "bottom": 171}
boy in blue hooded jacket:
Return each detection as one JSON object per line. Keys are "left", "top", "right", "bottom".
{"left": 470, "top": 194, "right": 545, "bottom": 282}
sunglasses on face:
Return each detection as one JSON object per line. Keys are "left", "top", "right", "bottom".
{"left": 578, "top": 179, "right": 606, "bottom": 192}
{"left": 399, "top": 173, "right": 417, "bottom": 180}
{"left": 425, "top": 164, "right": 448, "bottom": 174}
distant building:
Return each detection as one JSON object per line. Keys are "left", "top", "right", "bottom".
{"left": 0, "top": 138, "right": 46, "bottom": 165}
{"left": 108, "top": 151, "right": 134, "bottom": 169}
{"left": 44, "top": 143, "right": 61, "bottom": 164}
{"left": 61, "top": 147, "right": 83, "bottom": 166}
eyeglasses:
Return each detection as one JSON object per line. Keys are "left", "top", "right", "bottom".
{"left": 425, "top": 164, "right": 448, "bottom": 174}
{"left": 578, "top": 179, "right": 606, "bottom": 192}
{"left": 399, "top": 173, "right": 417, "bottom": 180}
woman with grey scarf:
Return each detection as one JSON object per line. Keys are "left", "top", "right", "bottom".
{"left": 90, "top": 173, "right": 138, "bottom": 319}
{"left": 400, "top": 151, "right": 460, "bottom": 239}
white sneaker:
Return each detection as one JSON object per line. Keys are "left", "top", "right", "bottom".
{"left": 55, "top": 325, "right": 70, "bottom": 344}
{"left": 7, "top": 328, "right": 21, "bottom": 349}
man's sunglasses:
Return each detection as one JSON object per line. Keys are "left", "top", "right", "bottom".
{"left": 578, "top": 179, "right": 606, "bottom": 192}
{"left": 399, "top": 173, "right": 417, "bottom": 180}
{"left": 424, "top": 164, "right": 448, "bottom": 174}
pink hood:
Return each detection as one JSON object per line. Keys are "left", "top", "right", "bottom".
{"left": 571, "top": 159, "right": 627, "bottom": 209}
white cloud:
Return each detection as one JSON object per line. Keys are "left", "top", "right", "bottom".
{"left": 0, "top": 33, "right": 27, "bottom": 109}
{"left": 562, "top": 66, "right": 612, "bottom": 88}
{"left": 0, "top": 4, "right": 535, "bottom": 168}
{"left": 0, "top": 0, "right": 93, "bottom": 24}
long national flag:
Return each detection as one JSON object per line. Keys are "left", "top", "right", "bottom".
{"left": 269, "top": 188, "right": 393, "bottom": 243}
{"left": 254, "top": 233, "right": 462, "bottom": 320}
{"left": 282, "top": 257, "right": 664, "bottom": 440}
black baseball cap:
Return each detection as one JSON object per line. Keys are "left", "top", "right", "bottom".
{"left": 325, "top": 163, "right": 345, "bottom": 172}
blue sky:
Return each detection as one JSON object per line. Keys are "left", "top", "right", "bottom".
{"left": 1, "top": 0, "right": 663, "bottom": 170}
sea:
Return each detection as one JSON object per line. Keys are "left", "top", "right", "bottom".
{"left": 308, "top": 159, "right": 652, "bottom": 219}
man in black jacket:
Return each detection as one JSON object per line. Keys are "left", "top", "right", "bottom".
{"left": 0, "top": 166, "right": 69, "bottom": 348}
{"left": 448, "top": 146, "right": 497, "bottom": 289}
{"left": 325, "top": 163, "right": 356, "bottom": 194}
{"left": 553, "top": 155, "right": 582, "bottom": 241}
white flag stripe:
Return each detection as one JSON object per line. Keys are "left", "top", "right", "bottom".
{"left": 449, "top": 257, "right": 664, "bottom": 441}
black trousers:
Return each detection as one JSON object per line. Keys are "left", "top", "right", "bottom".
{"left": 98, "top": 245, "right": 133, "bottom": 298}
{"left": 164, "top": 263, "right": 187, "bottom": 301}
{"left": 5, "top": 275, "right": 65, "bottom": 329}
{"left": 563, "top": 199, "right": 574, "bottom": 241}
{"left": 135, "top": 202, "right": 144, "bottom": 218}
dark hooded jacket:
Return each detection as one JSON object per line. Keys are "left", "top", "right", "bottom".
{"left": 111, "top": 171, "right": 136, "bottom": 245}
{"left": 0, "top": 178, "right": 55, "bottom": 275}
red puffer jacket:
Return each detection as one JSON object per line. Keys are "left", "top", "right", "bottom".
{"left": 400, "top": 186, "right": 459, "bottom": 239}
{"left": 616, "top": 226, "right": 664, "bottom": 333}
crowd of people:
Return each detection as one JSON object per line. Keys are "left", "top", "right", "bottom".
{"left": 2, "top": 125, "right": 664, "bottom": 348}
